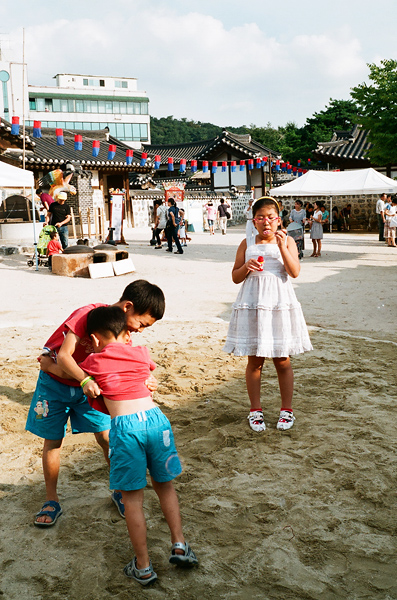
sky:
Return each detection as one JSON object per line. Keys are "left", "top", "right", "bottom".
{"left": 0, "top": 0, "right": 396, "bottom": 129}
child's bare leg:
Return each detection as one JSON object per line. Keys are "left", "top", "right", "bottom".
{"left": 123, "top": 489, "right": 150, "bottom": 571}
{"left": 94, "top": 430, "right": 110, "bottom": 466}
{"left": 35, "top": 438, "right": 62, "bottom": 523}
{"left": 317, "top": 240, "right": 322, "bottom": 255}
{"left": 151, "top": 479, "right": 184, "bottom": 550}
{"left": 246, "top": 356, "right": 265, "bottom": 409}
{"left": 273, "top": 357, "right": 293, "bottom": 410}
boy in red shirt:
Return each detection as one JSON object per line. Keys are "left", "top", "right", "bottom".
{"left": 26, "top": 280, "right": 163, "bottom": 527}
{"left": 79, "top": 305, "right": 198, "bottom": 585}
{"left": 46, "top": 230, "right": 62, "bottom": 270}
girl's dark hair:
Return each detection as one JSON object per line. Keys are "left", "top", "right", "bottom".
{"left": 49, "top": 231, "right": 58, "bottom": 239}
{"left": 87, "top": 306, "right": 127, "bottom": 338}
{"left": 120, "top": 279, "right": 165, "bottom": 320}
{"left": 168, "top": 197, "right": 176, "bottom": 206}
{"left": 295, "top": 199, "right": 303, "bottom": 207}
{"left": 252, "top": 196, "right": 280, "bottom": 217}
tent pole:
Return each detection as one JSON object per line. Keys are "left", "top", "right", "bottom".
{"left": 330, "top": 196, "right": 333, "bottom": 233}
{"left": 31, "top": 186, "right": 38, "bottom": 270}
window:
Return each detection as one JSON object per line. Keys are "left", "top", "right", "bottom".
{"left": 99, "top": 79, "right": 105, "bottom": 87}
{"left": 132, "top": 124, "right": 140, "bottom": 140}
{"left": 105, "top": 102, "right": 113, "bottom": 114}
{"left": 76, "top": 100, "right": 84, "bottom": 112}
{"left": 68, "top": 99, "right": 75, "bottom": 112}
{"left": 141, "top": 102, "right": 148, "bottom": 115}
{"left": 83, "top": 79, "right": 88, "bottom": 86}
{"left": 133, "top": 102, "right": 140, "bottom": 115}
{"left": 90, "top": 100, "right": 98, "bottom": 113}
{"left": 36, "top": 98, "right": 45, "bottom": 111}
{"left": 113, "top": 101, "right": 120, "bottom": 113}
{"left": 116, "top": 123, "right": 124, "bottom": 138}
{"left": 119, "top": 102, "right": 127, "bottom": 114}
{"left": 29, "top": 99, "right": 36, "bottom": 110}
{"left": 98, "top": 101, "right": 106, "bottom": 113}
{"left": 126, "top": 102, "right": 134, "bottom": 115}
{"left": 45, "top": 99, "right": 52, "bottom": 112}
{"left": 140, "top": 123, "right": 148, "bottom": 141}
{"left": 122, "top": 81, "right": 128, "bottom": 89}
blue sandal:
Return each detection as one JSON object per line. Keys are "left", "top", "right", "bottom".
{"left": 169, "top": 541, "right": 198, "bottom": 567}
{"left": 111, "top": 491, "right": 125, "bottom": 518}
{"left": 34, "top": 500, "right": 63, "bottom": 527}
{"left": 124, "top": 557, "right": 157, "bottom": 586}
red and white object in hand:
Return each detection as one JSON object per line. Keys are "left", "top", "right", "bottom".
{"left": 257, "top": 256, "right": 264, "bottom": 271}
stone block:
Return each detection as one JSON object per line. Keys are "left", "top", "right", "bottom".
{"left": 52, "top": 253, "right": 93, "bottom": 277}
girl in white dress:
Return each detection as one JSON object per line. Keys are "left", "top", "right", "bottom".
{"left": 223, "top": 197, "right": 312, "bottom": 432}
{"left": 244, "top": 198, "right": 257, "bottom": 245}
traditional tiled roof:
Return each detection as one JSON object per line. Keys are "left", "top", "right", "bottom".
{"left": 0, "top": 117, "right": 35, "bottom": 150}
{"left": 144, "top": 129, "right": 279, "bottom": 164}
{"left": 313, "top": 125, "right": 371, "bottom": 165}
{"left": 1, "top": 124, "right": 152, "bottom": 172}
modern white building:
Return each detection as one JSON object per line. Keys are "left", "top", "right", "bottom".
{"left": 0, "top": 56, "right": 150, "bottom": 149}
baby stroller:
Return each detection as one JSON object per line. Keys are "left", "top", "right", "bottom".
{"left": 287, "top": 222, "right": 304, "bottom": 259}
{"left": 27, "top": 225, "right": 57, "bottom": 267}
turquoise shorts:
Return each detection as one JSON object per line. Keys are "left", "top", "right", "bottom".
{"left": 109, "top": 407, "right": 182, "bottom": 491}
{"left": 25, "top": 371, "right": 111, "bottom": 440}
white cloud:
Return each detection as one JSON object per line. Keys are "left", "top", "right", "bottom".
{"left": 3, "top": 8, "right": 373, "bottom": 127}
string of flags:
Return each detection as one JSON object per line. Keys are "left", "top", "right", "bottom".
{"left": 9, "top": 117, "right": 311, "bottom": 175}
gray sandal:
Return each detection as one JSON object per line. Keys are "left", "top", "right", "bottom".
{"left": 169, "top": 541, "right": 198, "bottom": 567}
{"left": 123, "top": 557, "right": 157, "bottom": 586}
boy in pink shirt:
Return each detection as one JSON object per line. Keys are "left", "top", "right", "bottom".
{"left": 79, "top": 305, "right": 198, "bottom": 586}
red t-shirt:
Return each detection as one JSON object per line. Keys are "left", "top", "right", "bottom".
{"left": 79, "top": 343, "right": 156, "bottom": 415}
{"left": 45, "top": 303, "right": 107, "bottom": 385}
{"left": 47, "top": 239, "right": 62, "bottom": 256}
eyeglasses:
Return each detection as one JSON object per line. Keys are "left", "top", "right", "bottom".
{"left": 253, "top": 216, "right": 279, "bottom": 223}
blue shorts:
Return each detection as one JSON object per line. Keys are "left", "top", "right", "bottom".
{"left": 208, "top": 219, "right": 214, "bottom": 226}
{"left": 25, "top": 371, "right": 111, "bottom": 440}
{"left": 109, "top": 407, "right": 182, "bottom": 491}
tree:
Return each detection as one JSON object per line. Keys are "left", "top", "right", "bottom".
{"left": 351, "top": 59, "right": 397, "bottom": 165}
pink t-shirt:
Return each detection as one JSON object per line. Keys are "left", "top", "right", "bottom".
{"left": 79, "top": 343, "right": 156, "bottom": 415}
{"left": 45, "top": 303, "right": 107, "bottom": 385}
{"left": 205, "top": 205, "right": 217, "bottom": 220}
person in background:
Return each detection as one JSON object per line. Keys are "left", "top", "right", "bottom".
{"left": 154, "top": 198, "right": 168, "bottom": 249}
{"left": 165, "top": 198, "right": 184, "bottom": 255}
{"left": 46, "top": 191, "right": 71, "bottom": 249}
{"left": 204, "top": 201, "right": 217, "bottom": 235}
{"left": 178, "top": 209, "right": 187, "bottom": 246}
{"left": 278, "top": 200, "right": 289, "bottom": 227}
{"left": 150, "top": 200, "right": 161, "bottom": 246}
{"left": 47, "top": 231, "right": 63, "bottom": 271}
{"left": 385, "top": 195, "right": 397, "bottom": 247}
{"left": 309, "top": 201, "right": 323, "bottom": 257}
{"left": 217, "top": 197, "right": 231, "bottom": 235}
{"left": 289, "top": 200, "right": 306, "bottom": 226}
{"left": 320, "top": 205, "right": 330, "bottom": 232}
{"left": 331, "top": 206, "right": 342, "bottom": 231}
{"left": 376, "top": 193, "right": 386, "bottom": 242}
{"left": 341, "top": 204, "right": 351, "bottom": 231}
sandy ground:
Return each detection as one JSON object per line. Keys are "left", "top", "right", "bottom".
{"left": 0, "top": 226, "right": 396, "bottom": 600}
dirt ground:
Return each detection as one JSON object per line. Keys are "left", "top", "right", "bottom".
{"left": 0, "top": 227, "right": 396, "bottom": 600}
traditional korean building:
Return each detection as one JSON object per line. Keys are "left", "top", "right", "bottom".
{"left": 313, "top": 124, "right": 397, "bottom": 179}
{"left": 0, "top": 122, "right": 153, "bottom": 226}
{"left": 144, "top": 129, "right": 280, "bottom": 197}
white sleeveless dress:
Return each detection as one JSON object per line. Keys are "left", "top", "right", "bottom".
{"left": 223, "top": 238, "right": 313, "bottom": 357}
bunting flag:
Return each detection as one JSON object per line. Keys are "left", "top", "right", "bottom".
{"left": 179, "top": 158, "right": 186, "bottom": 173}
{"left": 298, "top": 168, "right": 303, "bottom": 177}
{"left": 211, "top": 161, "right": 218, "bottom": 174}
{"left": 293, "top": 167, "right": 297, "bottom": 176}
{"left": 231, "top": 160, "right": 236, "bottom": 172}
{"left": 33, "top": 121, "right": 42, "bottom": 138}
{"left": 140, "top": 152, "right": 148, "bottom": 167}
{"left": 275, "top": 160, "right": 280, "bottom": 172}
{"left": 92, "top": 140, "right": 100, "bottom": 157}
{"left": 191, "top": 159, "right": 197, "bottom": 173}
{"left": 297, "top": 159, "right": 301, "bottom": 166}
{"left": 168, "top": 157, "right": 174, "bottom": 171}
{"left": 281, "top": 162, "right": 286, "bottom": 173}
{"left": 202, "top": 160, "right": 209, "bottom": 173}
{"left": 248, "top": 159, "right": 254, "bottom": 171}
{"left": 256, "top": 158, "right": 262, "bottom": 169}
{"left": 11, "top": 116, "right": 20, "bottom": 135}
{"left": 262, "top": 156, "right": 268, "bottom": 166}
{"left": 287, "top": 163, "right": 292, "bottom": 174}
{"left": 108, "top": 144, "right": 116, "bottom": 160}
{"left": 56, "top": 128, "right": 64, "bottom": 146}
{"left": 74, "top": 134, "right": 82, "bottom": 150}
{"left": 154, "top": 154, "right": 161, "bottom": 169}
{"left": 239, "top": 160, "right": 245, "bottom": 171}
{"left": 222, "top": 161, "right": 227, "bottom": 172}
{"left": 126, "top": 149, "right": 133, "bottom": 165}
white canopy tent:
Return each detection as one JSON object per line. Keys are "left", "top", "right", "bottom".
{"left": 269, "top": 168, "right": 397, "bottom": 232}
{"left": 269, "top": 168, "right": 397, "bottom": 197}
{"left": 0, "top": 161, "right": 38, "bottom": 269}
